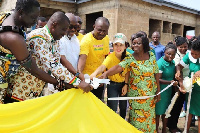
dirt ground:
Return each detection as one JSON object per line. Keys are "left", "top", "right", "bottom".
{"left": 159, "top": 117, "right": 198, "bottom": 133}
{"left": 103, "top": 88, "right": 198, "bottom": 133}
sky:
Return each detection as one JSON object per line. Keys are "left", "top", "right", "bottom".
{"left": 169, "top": 0, "right": 199, "bottom": 11}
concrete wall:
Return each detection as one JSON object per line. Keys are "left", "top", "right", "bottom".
{"left": 77, "top": 0, "right": 198, "bottom": 44}
{"left": 78, "top": 0, "right": 118, "bottom": 42}
{"left": 0, "top": 0, "right": 17, "bottom": 12}
{"left": 1, "top": 0, "right": 198, "bottom": 45}
{"left": 119, "top": 0, "right": 197, "bottom": 44}
{"left": 196, "top": 15, "right": 200, "bottom": 36}
{"left": 38, "top": 0, "right": 76, "bottom": 13}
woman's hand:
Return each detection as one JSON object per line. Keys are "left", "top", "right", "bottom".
{"left": 98, "top": 72, "right": 107, "bottom": 79}
{"left": 121, "top": 84, "right": 127, "bottom": 96}
{"left": 90, "top": 73, "right": 96, "bottom": 80}
{"left": 172, "top": 80, "right": 178, "bottom": 86}
{"left": 179, "top": 84, "right": 187, "bottom": 94}
{"left": 175, "top": 71, "right": 181, "bottom": 80}
{"left": 155, "top": 90, "right": 161, "bottom": 103}
{"left": 194, "top": 71, "right": 200, "bottom": 80}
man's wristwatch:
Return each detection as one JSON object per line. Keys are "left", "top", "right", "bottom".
{"left": 75, "top": 72, "right": 80, "bottom": 77}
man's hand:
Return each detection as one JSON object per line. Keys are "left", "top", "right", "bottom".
{"left": 78, "top": 81, "right": 93, "bottom": 93}
{"left": 78, "top": 73, "right": 85, "bottom": 81}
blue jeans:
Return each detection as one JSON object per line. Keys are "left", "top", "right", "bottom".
{"left": 107, "top": 81, "right": 127, "bottom": 119}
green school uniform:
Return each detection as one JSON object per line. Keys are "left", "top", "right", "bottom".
{"left": 181, "top": 52, "right": 200, "bottom": 116}
{"left": 156, "top": 57, "right": 175, "bottom": 115}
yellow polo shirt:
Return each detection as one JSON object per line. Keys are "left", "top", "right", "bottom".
{"left": 77, "top": 33, "right": 84, "bottom": 43}
{"left": 102, "top": 52, "right": 125, "bottom": 82}
{"left": 80, "top": 32, "right": 109, "bottom": 75}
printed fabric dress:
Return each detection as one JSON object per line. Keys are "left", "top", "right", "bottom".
{"left": 119, "top": 51, "right": 159, "bottom": 133}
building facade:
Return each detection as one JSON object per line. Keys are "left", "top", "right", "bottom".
{"left": 0, "top": 0, "right": 200, "bottom": 44}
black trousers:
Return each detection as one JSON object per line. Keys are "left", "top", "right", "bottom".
{"left": 91, "top": 85, "right": 105, "bottom": 100}
{"left": 167, "top": 88, "right": 185, "bottom": 129}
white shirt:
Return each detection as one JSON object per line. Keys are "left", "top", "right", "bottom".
{"left": 174, "top": 50, "right": 190, "bottom": 78}
{"left": 59, "top": 34, "right": 80, "bottom": 71}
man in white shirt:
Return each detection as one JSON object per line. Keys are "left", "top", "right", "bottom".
{"left": 59, "top": 13, "right": 84, "bottom": 80}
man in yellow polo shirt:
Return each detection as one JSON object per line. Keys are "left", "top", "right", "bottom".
{"left": 78, "top": 17, "right": 110, "bottom": 100}
{"left": 75, "top": 16, "right": 84, "bottom": 43}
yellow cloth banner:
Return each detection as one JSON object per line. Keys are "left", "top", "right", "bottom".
{"left": 0, "top": 88, "right": 141, "bottom": 133}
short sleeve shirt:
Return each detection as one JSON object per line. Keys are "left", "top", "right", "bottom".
{"left": 149, "top": 42, "right": 165, "bottom": 61}
{"left": 59, "top": 35, "right": 80, "bottom": 71}
{"left": 102, "top": 52, "right": 125, "bottom": 82}
{"left": 173, "top": 50, "right": 190, "bottom": 78}
{"left": 80, "top": 32, "right": 109, "bottom": 75}
{"left": 180, "top": 51, "right": 200, "bottom": 76}
{"left": 157, "top": 57, "right": 175, "bottom": 81}
{"left": 77, "top": 33, "right": 84, "bottom": 43}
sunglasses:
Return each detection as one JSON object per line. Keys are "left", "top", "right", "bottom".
{"left": 69, "top": 25, "right": 77, "bottom": 30}
{"left": 78, "top": 21, "right": 82, "bottom": 25}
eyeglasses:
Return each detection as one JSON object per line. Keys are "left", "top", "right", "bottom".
{"left": 78, "top": 21, "right": 82, "bottom": 25}
{"left": 69, "top": 25, "right": 77, "bottom": 30}
{"left": 132, "top": 42, "right": 142, "bottom": 45}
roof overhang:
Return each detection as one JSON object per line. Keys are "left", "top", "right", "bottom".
{"left": 51, "top": 0, "right": 93, "bottom": 4}
{"left": 142, "top": 0, "right": 200, "bottom": 15}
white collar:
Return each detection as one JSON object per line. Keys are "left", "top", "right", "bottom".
{"left": 177, "top": 49, "right": 185, "bottom": 58}
{"left": 64, "top": 34, "right": 76, "bottom": 40}
{"left": 188, "top": 51, "right": 200, "bottom": 63}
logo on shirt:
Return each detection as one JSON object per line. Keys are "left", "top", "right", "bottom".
{"left": 93, "top": 44, "right": 103, "bottom": 51}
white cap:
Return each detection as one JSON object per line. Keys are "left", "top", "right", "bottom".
{"left": 113, "top": 33, "right": 127, "bottom": 44}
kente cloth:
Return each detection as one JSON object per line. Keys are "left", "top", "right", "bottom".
{"left": 0, "top": 88, "right": 142, "bottom": 133}
{"left": 11, "top": 25, "right": 80, "bottom": 101}
{"left": 0, "top": 11, "right": 21, "bottom": 103}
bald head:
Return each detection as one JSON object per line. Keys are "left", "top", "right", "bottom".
{"left": 152, "top": 31, "right": 160, "bottom": 45}
{"left": 48, "top": 11, "right": 70, "bottom": 25}
{"left": 93, "top": 17, "right": 110, "bottom": 40}
{"left": 65, "top": 13, "right": 77, "bottom": 37}
{"left": 75, "top": 16, "right": 82, "bottom": 22}
{"left": 75, "top": 16, "right": 82, "bottom": 34}
{"left": 95, "top": 17, "right": 110, "bottom": 26}
{"left": 152, "top": 31, "right": 160, "bottom": 37}
{"left": 47, "top": 11, "right": 70, "bottom": 40}
{"left": 65, "top": 13, "right": 77, "bottom": 24}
